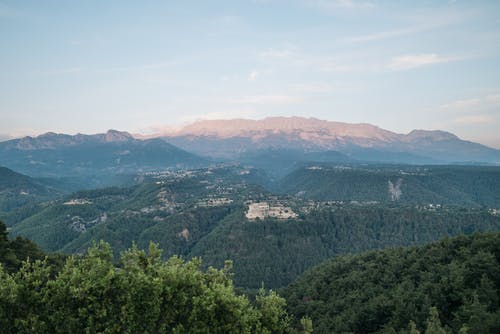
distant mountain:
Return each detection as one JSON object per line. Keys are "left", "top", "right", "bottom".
{"left": 0, "top": 166, "right": 61, "bottom": 216}
{"left": 0, "top": 130, "right": 207, "bottom": 183}
{"left": 239, "top": 148, "right": 351, "bottom": 178}
{"left": 162, "top": 117, "right": 500, "bottom": 165}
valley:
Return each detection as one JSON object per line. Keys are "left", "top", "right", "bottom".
{"left": 2, "top": 159, "right": 500, "bottom": 291}
{"left": 1, "top": 120, "right": 500, "bottom": 332}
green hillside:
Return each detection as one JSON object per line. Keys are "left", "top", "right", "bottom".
{"left": 189, "top": 206, "right": 500, "bottom": 289}
{"left": 4, "top": 164, "right": 500, "bottom": 291}
{"left": 0, "top": 166, "right": 61, "bottom": 218}
{"left": 275, "top": 165, "right": 500, "bottom": 207}
{"left": 7, "top": 166, "right": 269, "bottom": 253}
{"left": 285, "top": 232, "right": 500, "bottom": 333}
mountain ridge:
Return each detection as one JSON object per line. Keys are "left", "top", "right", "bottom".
{"left": 163, "top": 117, "right": 459, "bottom": 143}
{"left": 0, "top": 131, "right": 207, "bottom": 184}
{"left": 2, "top": 117, "right": 499, "bottom": 170}
{"left": 4, "top": 130, "right": 134, "bottom": 150}
{"left": 154, "top": 116, "right": 500, "bottom": 164}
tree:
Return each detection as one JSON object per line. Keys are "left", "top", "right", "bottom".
{"left": 425, "top": 307, "right": 447, "bottom": 334}
{"left": 0, "top": 241, "right": 293, "bottom": 333}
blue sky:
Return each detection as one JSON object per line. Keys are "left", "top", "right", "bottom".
{"left": 1, "top": 0, "right": 499, "bottom": 147}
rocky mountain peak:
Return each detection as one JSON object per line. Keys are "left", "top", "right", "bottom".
{"left": 104, "top": 130, "right": 134, "bottom": 142}
{"left": 405, "top": 130, "right": 459, "bottom": 141}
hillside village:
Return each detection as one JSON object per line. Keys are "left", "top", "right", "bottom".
{"left": 245, "top": 201, "right": 298, "bottom": 220}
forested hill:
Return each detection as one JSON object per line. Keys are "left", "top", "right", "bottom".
{"left": 0, "top": 166, "right": 61, "bottom": 216}
{"left": 285, "top": 232, "right": 500, "bottom": 333}
{"left": 275, "top": 165, "right": 500, "bottom": 207}
{"left": 2, "top": 163, "right": 500, "bottom": 290}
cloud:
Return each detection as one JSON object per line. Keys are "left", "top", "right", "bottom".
{"left": 437, "top": 91, "right": 500, "bottom": 127}
{"left": 439, "top": 98, "right": 482, "bottom": 111}
{"left": 259, "top": 48, "right": 294, "bottom": 59}
{"left": 171, "top": 110, "right": 264, "bottom": 129}
{"left": 438, "top": 91, "right": 500, "bottom": 112}
{"left": 486, "top": 93, "right": 500, "bottom": 103}
{"left": 248, "top": 70, "right": 260, "bottom": 81}
{"left": 290, "top": 83, "right": 341, "bottom": 93}
{"left": 341, "top": 11, "right": 464, "bottom": 43}
{"left": 96, "top": 60, "right": 184, "bottom": 73}
{"left": 225, "top": 94, "right": 303, "bottom": 105}
{"left": 306, "top": 0, "right": 375, "bottom": 10}
{"left": 343, "top": 27, "right": 424, "bottom": 43}
{"left": 454, "top": 115, "right": 494, "bottom": 125}
{"left": 387, "top": 54, "right": 460, "bottom": 71}
{"left": 43, "top": 67, "right": 85, "bottom": 75}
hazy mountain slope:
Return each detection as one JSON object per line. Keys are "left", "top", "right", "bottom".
{"left": 162, "top": 117, "right": 500, "bottom": 164}
{"left": 285, "top": 232, "right": 500, "bottom": 333}
{"left": 238, "top": 148, "right": 351, "bottom": 178}
{"left": 0, "top": 130, "right": 207, "bottom": 181}
{"left": 275, "top": 165, "right": 500, "bottom": 207}
{"left": 0, "top": 166, "right": 61, "bottom": 215}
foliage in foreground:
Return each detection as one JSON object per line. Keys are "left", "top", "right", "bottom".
{"left": 285, "top": 232, "right": 500, "bottom": 333}
{"left": 0, "top": 241, "right": 293, "bottom": 334}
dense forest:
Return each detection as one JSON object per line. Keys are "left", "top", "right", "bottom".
{"left": 0, "top": 220, "right": 294, "bottom": 333}
{"left": 189, "top": 206, "right": 500, "bottom": 288}
{"left": 285, "top": 232, "right": 500, "bottom": 333}
{"left": 7, "top": 194, "right": 500, "bottom": 289}
{"left": 275, "top": 165, "right": 500, "bottom": 207}
{"left": 2, "top": 220, "right": 500, "bottom": 333}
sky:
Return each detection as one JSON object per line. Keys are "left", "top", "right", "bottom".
{"left": 0, "top": 0, "right": 499, "bottom": 148}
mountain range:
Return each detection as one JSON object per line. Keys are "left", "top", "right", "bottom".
{"left": 162, "top": 117, "right": 500, "bottom": 165}
{"left": 1, "top": 117, "right": 499, "bottom": 184}
{"left": 0, "top": 130, "right": 206, "bottom": 186}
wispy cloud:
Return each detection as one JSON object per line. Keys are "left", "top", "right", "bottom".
{"left": 341, "top": 11, "right": 464, "bottom": 43}
{"left": 342, "top": 26, "right": 425, "bottom": 43}
{"left": 43, "top": 67, "right": 85, "bottom": 75}
{"left": 248, "top": 70, "right": 260, "bottom": 81}
{"left": 41, "top": 59, "right": 187, "bottom": 76}
{"left": 437, "top": 91, "right": 500, "bottom": 126}
{"left": 387, "top": 54, "right": 461, "bottom": 71}
{"left": 225, "top": 94, "right": 303, "bottom": 105}
{"left": 454, "top": 115, "right": 494, "bottom": 124}
{"left": 181, "top": 110, "right": 260, "bottom": 123}
{"left": 306, "top": 0, "right": 375, "bottom": 11}
{"left": 259, "top": 48, "right": 294, "bottom": 59}
{"left": 96, "top": 60, "right": 184, "bottom": 74}
{"left": 439, "top": 91, "right": 500, "bottom": 112}
{"left": 439, "top": 98, "right": 482, "bottom": 111}
{"left": 290, "top": 82, "right": 342, "bottom": 93}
